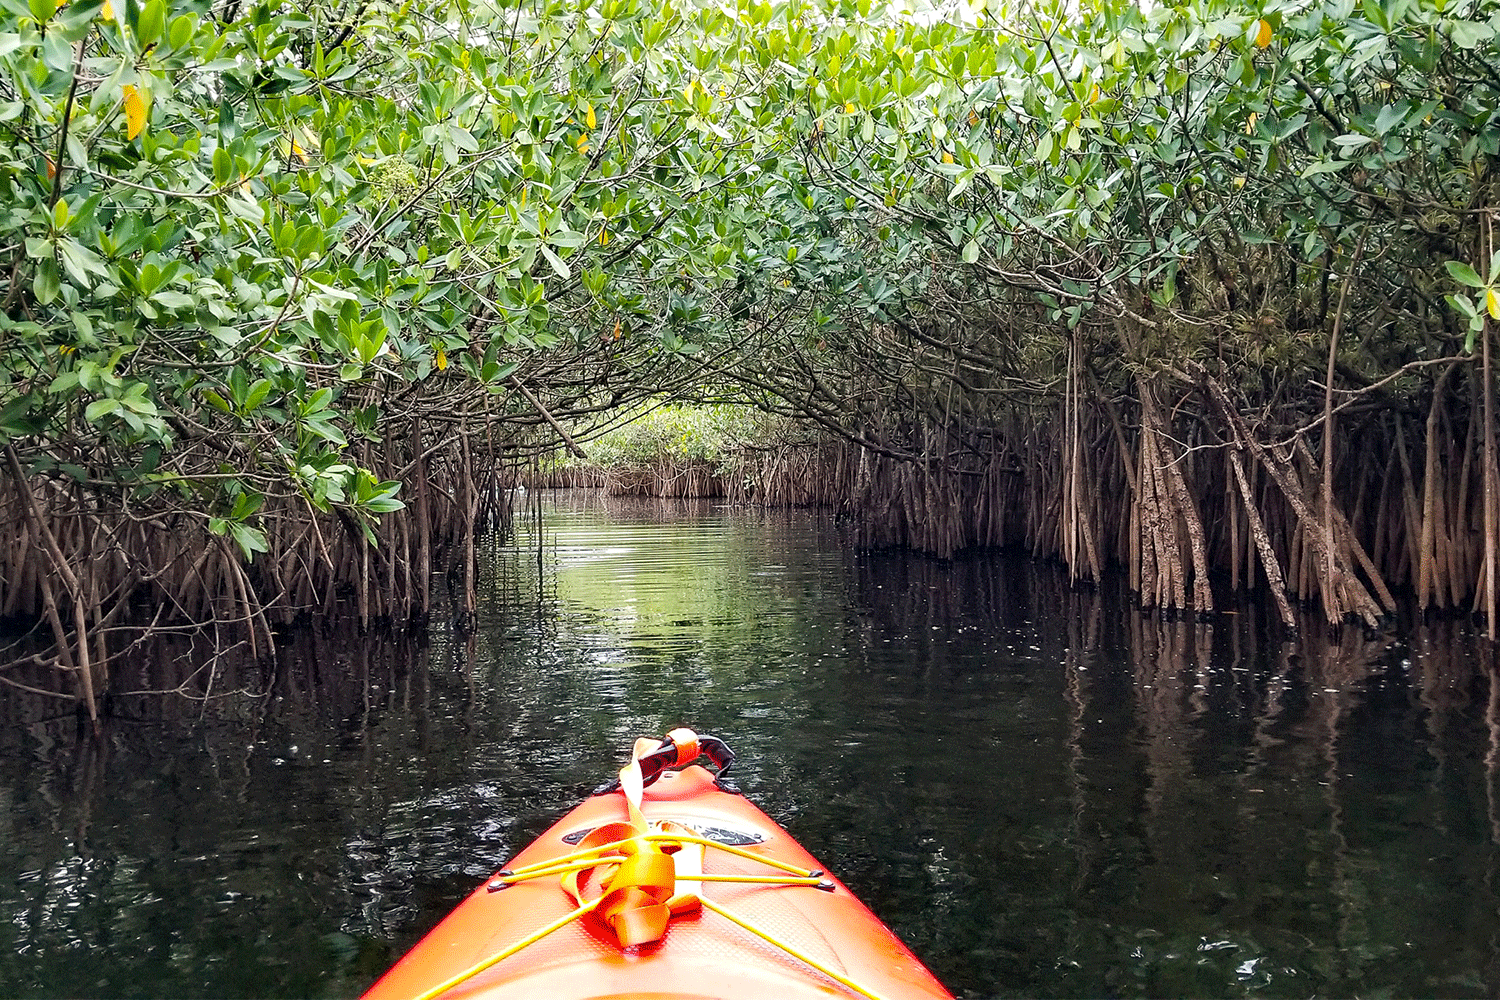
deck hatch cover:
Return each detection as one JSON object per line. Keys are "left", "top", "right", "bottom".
{"left": 560, "top": 824, "right": 766, "bottom": 847}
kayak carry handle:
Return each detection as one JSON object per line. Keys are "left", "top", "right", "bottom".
{"left": 593, "top": 728, "right": 735, "bottom": 795}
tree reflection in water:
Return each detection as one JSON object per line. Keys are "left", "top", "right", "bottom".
{"left": 1, "top": 497, "right": 1498, "bottom": 998}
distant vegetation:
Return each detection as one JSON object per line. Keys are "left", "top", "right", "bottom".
{"left": 555, "top": 403, "right": 764, "bottom": 492}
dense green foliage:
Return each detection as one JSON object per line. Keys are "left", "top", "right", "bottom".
{"left": 0, "top": 0, "right": 805, "bottom": 552}
{"left": 6, "top": 0, "right": 1499, "bottom": 521}
{"left": 726, "top": 0, "right": 1500, "bottom": 395}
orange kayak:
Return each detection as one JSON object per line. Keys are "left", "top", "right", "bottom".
{"left": 362, "top": 731, "right": 953, "bottom": 1000}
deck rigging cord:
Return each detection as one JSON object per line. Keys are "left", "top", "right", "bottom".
{"left": 409, "top": 729, "right": 891, "bottom": 1000}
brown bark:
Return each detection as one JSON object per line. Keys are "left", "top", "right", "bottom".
{"left": 1482, "top": 307, "right": 1498, "bottom": 639}
{"left": 412, "top": 417, "right": 432, "bottom": 621}
{"left": 1200, "top": 371, "right": 1382, "bottom": 626}
{"left": 1419, "top": 367, "right": 1456, "bottom": 609}
{"left": 1229, "top": 448, "right": 1296, "bottom": 628}
{"left": 4, "top": 446, "right": 97, "bottom": 725}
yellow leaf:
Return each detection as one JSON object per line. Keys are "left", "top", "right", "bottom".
{"left": 599, "top": 226, "right": 609, "bottom": 246}
{"left": 585, "top": 102, "right": 597, "bottom": 130}
{"left": 435, "top": 348, "right": 448, "bottom": 371}
{"left": 1088, "top": 84, "right": 1099, "bottom": 105}
{"left": 123, "top": 84, "right": 146, "bottom": 140}
{"left": 520, "top": 184, "right": 527, "bottom": 207}
{"left": 1254, "top": 18, "right": 1272, "bottom": 48}
{"left": 290, "top": 140, "right": 309, "bottom": 164}
{"left": 101, "top": 0, "right": 113, "bottom": 19}
{"left": 941, "top": 150, "right": 954, "bottom": 164}
{"left": 968, "top": 109, "right": 979, "bottom": 126}
{"left": 1244, "top": 111, "right": 1258, "bottom": 134}
{"left": 576, "top": 134, "right": 589, "bottom": 153}
{"left": 1488, "top": 288, "right": 1500, "bottom": 320}
{"left": 238, "top": 172, "right": 251, "bottom": 194}
{"left": 844, "top": 101, "right": 855, "bottom": 114}
{"left": 612, "top": 318, "right": 621, "bottom": 340}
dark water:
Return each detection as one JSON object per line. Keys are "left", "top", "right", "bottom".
{"left": 3, "top": 492, "right": 1500, "bottom": 998}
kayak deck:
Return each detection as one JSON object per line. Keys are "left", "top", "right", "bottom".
{"left": 363, "top": 755, "right": 952, "bottom": 1000}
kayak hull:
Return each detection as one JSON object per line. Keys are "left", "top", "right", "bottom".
{"left": 362, "top": 765, "right": 952, "bottom": 1000}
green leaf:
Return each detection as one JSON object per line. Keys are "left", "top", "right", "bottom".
{"left": 538, "top": 243, "right": 571, "bottom": 279}
{"left": 1372, "top": 104, "right": 1405, "bottom": 136}
{"left": 244, "top": 379, "right": 272, "bottom": 411}
{"left": 1449, "top": 19, "right": 1493, "bottom": 50}
{"left": 42, "top": 33, "right": 72, "bottom": 72}
{"left": 167, "top": 12, "right": 192, "bottom": 49}
{"left": 1300, "top": 160, "right": 1352, "bottom": 177}
{"left": 33, "top": 257, "right": 59, "bottom": 304}
{"left": 58, "top": 239, "right": 107, "bottom": 287}
{"left": 136, "top": 0, "right": 164, "bottom": 46}
{"left": 1445, "top": 260, "right": 1486, "bottom": 288}
{"left": 303, "top": 415, "right": 347, "bottom": 446}
{"left": 212, "top": 147, "right": 232, "bottom": 185}
{"left": 227, "top": 194, "right": 263, "bottom": 225}
{"left": 0, "top": 394, "right": 38, "bottom": 438}
{"left": 961, "top": 239, "right": 979, "bottom": 264}
{"left": 230, "top": 490, "right": 263, "bottom": 519}
{"left": 226, "top": 520, "right": 269, "bottom": 559}
{"left": 151, "top": 290, "right": 194, "bottom": 310}
{"left": 84, "top": 398, "right": 119, "bottom": 421}
{"left": 228, "top": 366, "right": 248, "bottom": 406}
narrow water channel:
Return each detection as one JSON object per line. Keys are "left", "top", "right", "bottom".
{"left": 3, "top": 492, "right": 1500, "bottom": 998}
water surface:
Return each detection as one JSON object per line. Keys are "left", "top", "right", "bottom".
{"left": 2, "top": 492, "right": 1499, "bottom": 997}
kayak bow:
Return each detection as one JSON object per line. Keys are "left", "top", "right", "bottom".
{"left": 362, "top": 729, "right": 953, "bottom": 1000}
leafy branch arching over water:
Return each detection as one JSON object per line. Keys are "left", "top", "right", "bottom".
{"left": 0, "top": 0, "right": 798, "bottom": 711}
{"left": 3, "top": 0, "right": 1500, "bottom": 715}
{"left": 711, "top": 0, "right": 1500, "bottom": 636}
